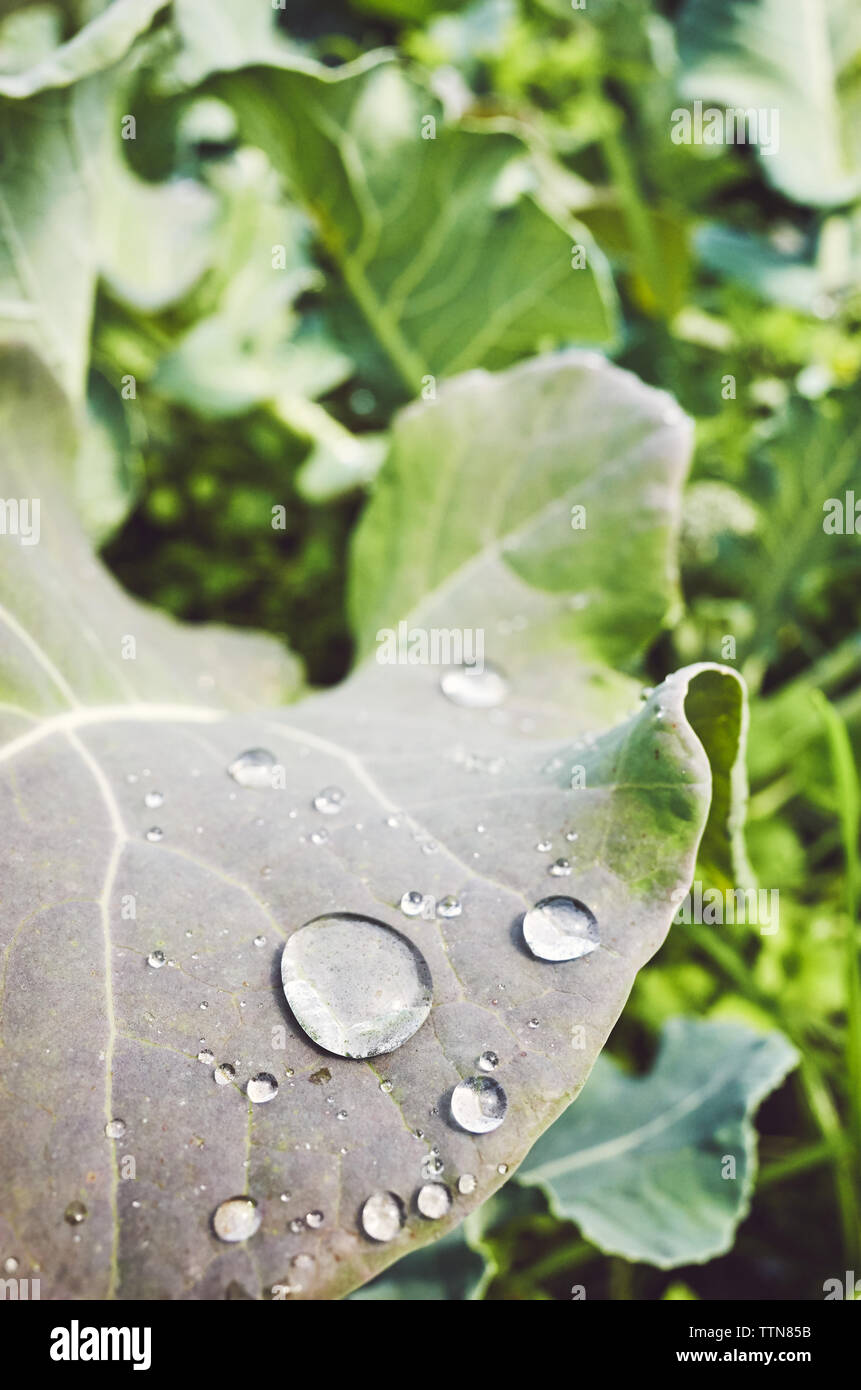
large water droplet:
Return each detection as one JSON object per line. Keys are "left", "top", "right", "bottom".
{"left": 227, "top": 748, "right": 278, "bottom": 789}
{"left": 212, "top": 1196, "right": 260, "bottom": 1243}
{"left": 440, "top": 662, "right": 508, "bottom": 709}
{"left": 522, "top": 896, "right": 600, "bottom": 961}
{"left": 361, "top": 1191, "right": 405, "bottom": 1242}
{"left": 450, "top": 1076, "right": 507, "bottom": 1134}
{"left": 281, "top": 914, "right": 433, "bottom": 1058}
{"left": 416, "top": 1183, "right": 451, "bottom": 1219}
{"left": 247, "top": 1072, "right": 278, "bottom": 1104}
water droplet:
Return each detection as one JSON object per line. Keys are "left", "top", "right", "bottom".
{"left": 105, "top": 1118, "right": 126, "bottom": 1140}
{"left": 146, "top": 950, "right": 166, "bottom": 969}
{"left": 421, "top": 1153, "right": 444, "bottom": 1179}
{"left": 440, "top": 662, "right": 508, "bottom": 709}
{"left": 416, "top": 1183, "right": 451, "bottom": 1219}
{"left": 309, "top": 1067, "right": 331, "bottom": 1085}
{"left": 497, "top": 1163, "right": 509, "bottom": 1175}
{"left": 214, "top": 1063, "right": 236, "bottom": 1086}
{"left": 247, "top": 1072, "right": 278, "bottom": 1104}
{"left": 379, "top": 1079, "right": 393, "bottom": 1094}
{"left": 227, "top": 748, "right": 278, "bottom": 789}
{"left": 399, "top": 890, "right": 424, "bottom": 918}
{"left": 528, "top": 1017, "right": 540, "bottom": 1029}
{"left": 3, "top": 1256, "right": 19, "bottom": 1273}
{"left": 361, "top": 1191, "right": 405, "bottom": 1243}
{"left": 197, "top": 1048, "right": 214, "bottom": 1065}
{"left": 281, "top": 914, "right": 433, "bottom": 1059}
{"left": 144, "top": 790, "right": 163, "bottom": 809}
{"left": 64, "top": 1201, "right": 87, "bottom": 1225}
{"left": 477, "top": 1050, "right": 499, "bottom": 1072}
{"left": 336, "top": 1109, "right": 348, "bottom": 1120}
{"left": 536, "top": 839, "right": 552, "bottom": 853}
{"left": 145, "top": 827, "right": 163, "bottom": 843}
{"left": 199, "top": 1001, "right": 209, "bottom": 1010}
{"left": 436, "top": 896, "right": 462, "bottom": 919}
{"left": 548, "top": 858, "right": 571, "bottom": 877}
{"left": 310, "top": 828, "right": 329, "bottom": 846}
{"left": 289, "top": 1218, "right": 304, "bottom": 1234}
{"left": 313, "top": 786, "right": 344, "bottom": 814}
{"left": 457, "top": 1173, "right": 477, "bottom": 1195}
{"left": 253, "top": 934, "right": 266, "bottom": 947}
{"left": 450, "top": 1076, "right": 507, "bottom": 1134}
{"left": 565, "top": 831, "right": 579, "bottom": 843}
{"left": 212, "top": 1196, "right": 260, "bottom": 1243}
{"left": 523, "top": 896, "right": 600, "bottom": 962}
{"left": 305, "top": 1210, "right": 324, "bottom": 1229}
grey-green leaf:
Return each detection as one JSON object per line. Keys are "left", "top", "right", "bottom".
{"left": 677, "top": 0, "right": 861, "bottom": 208}
{"left": 517, "top": 1019, "right": 799, "bottom": 1267}
{"left": 0, "top": 346, "right": 749, "bottom": 1299}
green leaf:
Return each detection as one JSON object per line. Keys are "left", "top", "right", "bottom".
{"left": 347, "top": 1226, "right": 493, "bottom": 1299}
{"left": 0, "top": 346, "right": 749, "bottom": 1299}
{"left": 517, "top": 1019, "right": 799, "bottom": 1268}
{"left": 0, "top": 0, "right": 169, "bottom": 98}
{"left": 211, "top": 58, "right": 618, "bottom": 396}
{"left": 677, "top": 0, "right": 861, "bottom": 208}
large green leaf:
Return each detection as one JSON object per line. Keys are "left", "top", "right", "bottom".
{"left": 0, "top": 346, "right": 750, "bottom": 1299}
{"left": 517, "top": 1019, "right": 798, "bottom": 1267}
{"left": 0, "top": 0, "right": 168, "bottom": 98}
{"left": 209, "top": 57, "right": 618, "bottom": 396}
{"left": 677, "top": 0, "right": 861, "bottom": 208}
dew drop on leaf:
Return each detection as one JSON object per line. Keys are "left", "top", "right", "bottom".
{"left": 305, "top": 1210, "right": 324, "bottom": 1228}
{"left": 450, "top": 1076, "right": 507, "bottom": 1133}
{"left": 440, "top": 662, "right": 508, "bottom": 708}
{"left": 416, "top": 1183, "right": 451, "bottom": 1219}
{"left": 548, "top": 858, "right": 571, "bottom": 876}
{"left": 197, "top": 1049, "right": 214, "bottom": 1065}
{"left": 399, "top": 890, "right": 424, "bottom": 917}
{"left": 361, "top": 1190, "right": 405, "bottom": 1242}
{"left": 146, "top": 950, "right": 166, "bottom": 969}
{"left": 143, "top": 790, "right": 163, "bottom": 809}
{"left": 457, "top": 1173, "right": 477, "bottom": 1195}
{"left": 436, "top": 895, "right": 461, "bottom": 919}
{"left": 280, "top": 914, "right": 433, "bottom": 1058}
{"left": 523, "top": 895, "right": 600, "bottom": 962}
{"left": 64, "top": 1201, "right": 87, "bottom": 1225}
{"left": 145, "top": 827, "right": 163, "bottom": 843}
{"left": 227, "top": 748, "right": 277, "bottom": 789}
{"left": 246, "top": 1072, "right": 278, "bottom": 1103}
{"left": 312, "top": 786, "right": 344, "bottom": 814}
{"left": 477, "top": 1050, "right": 499, "bottom": 1071}
{"left": 104, "top": 1119, "right": 126, "bottom": 1140}
{"left": 212, "top": 1196, "right": 260, "bottom": 1243}
{"left": 214, "top": 1064, "right": 235, "bottom": 1086}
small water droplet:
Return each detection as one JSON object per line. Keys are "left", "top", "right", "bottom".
{"left": 146, "top": 950, "right": 166, "bottom": 969}
{"left": 523, "top": 896, "right": 600, "bottom": 961}
{"left": 336, "top": 1109, "right": 348, "bottom": 1120}
{"left": 421, "top": 1153, "right": 444, "bottom": 1179}
{"left": 212, "top": 1196, "right": 260, "bottom": 1243}
{"left": 305, "top": 1210, "right": 324, "bottom": 1229}
{"left": 105, "top": 1118, "right": 126, "bottom": 1140}
{"left": 64, "top": 1201, "right": 87, "bottom": 1225}
{"left": 450, "top": 1076, "right": 507, "bottom": 1133}
{"left": 227, "top": 748, "right": 278, "bottom": 789}
{"left": 313, "top": 786, "right": 344, "bottom": 814}
{"left": 281, "top": 914, "right": 433, "bottom": 1059}
{"left": 214, "top": 1063, "right": 236, "bottom": 1086}
{"left": 361, "top": 1191, "right": 405, "bottom": 1243}
{"left": 310, "top": 828, "right": 329, "bottom": 846}
{"left": 440, "top": 662, "right": 508, "bottom": 709}
{"left": 379, "top": 1079, "right": 393, "bottom": 1094}
{"left": 565, "top": 831, "right": 579, "bottom": 843}
{"left": 416, "top": 1183, "right": 451, "bottom": 1219}
{"left": 289, "top": 1218, "right": 304, "bottom": 1234}
{"left": 436, "top": 896, "right": 461, "bottom": 919}
{"left": 548, "top": 858, "right": 571, "bottom": 877}
{"left": 497, "top": 1163, "right": 509, "bottom": 1175}
{"left": 145, "top": 827, "right": 163, "bottom": 843}
{"left": 247, "top": 1072, "right": 278, "bottom": 1104}
{"left": 253, "top": 934, "right": 266, "bottom": 947}
{"left": 528, "top": 1017, "right": 540, "bottom": 1029}
{"left": 536, "top": 839, "right": 552, "bottom": 853}
{"left": 457, "top": 1173, "right": 477, "bottom": 1195}
{"left": 399, "top": 890, "right": 424, "bottom": 917}
{"left": 3, "top": 1256, "right": 19, "bottom": 1273}
{"left": 197, "top": 1048, "right": 214, "bottom": 1065}
{"left": 477, "top": 1050, "right": 499, "bottom": 1072}
{"left": 144, "top": 790, "right": 163, "bottom": 809}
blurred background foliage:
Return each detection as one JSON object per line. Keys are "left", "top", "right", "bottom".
{"left": 2, "top": 0, "right": 860, "bottom": 1299}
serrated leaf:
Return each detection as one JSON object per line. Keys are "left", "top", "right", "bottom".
{"left": 677, "top": 0, "right": 861, "bottom": 208}
{"left": 517, "top": 1019, "right": 799, "bottom": 1267}
{"left": 0, "top": 346, "right": 749, "bottom": 1300}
